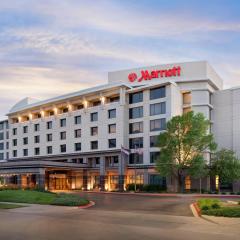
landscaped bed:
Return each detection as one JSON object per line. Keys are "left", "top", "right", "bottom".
{"left": 0, "top": 203, "right": 26, "bottom": 209}
{"left": 197, "top": 198, "right": 240, "bottom": 217}
{"left": 0, "top": 190, "right": 89, "bottom": 206}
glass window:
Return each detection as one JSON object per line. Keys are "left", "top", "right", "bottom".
{"left": 34, "top": 124, "right": 40, "bottom": 132}
{"left": 60, "top": 144, "right": 66, "bottom": 153}
{"left": 75, "top": 116, "right": 81, "bottom": 124}
{"left": 150, "top": 86, "right": 166, "bottom": 100}
{"left": 108, "top": 109, "right": 116, "bottom": 119}
{"left": 75, "top": 142, "right": 81, "bottom": 151}
{"left": 150, "top": 119, "right": 166, "bottom": 131}
{"left": 0, "top": 143, "right": 3, "bottom": 150}
{"left": 150, "top": 102, "right": 166, "bottom": 115}
{"left": 108, "top": 139, "right": 116, "bottom": 148}
{"left": 0, "top": 123, "right": 3, "bottom": 130}
{"left": 129, "top": 106, "right": 143, "bottom": 119}
{"left": 47, "top": 146, "right": 52, "bottom": 154}
{"left": 91, "top": 112, "right": 98, "bottom": 122}
{"left": 150, "top": 152, "right": 160, "bottom": 163}
{"left": 13, "top": 128, "right": 17, "bottom": 135}
{"left": 23, "top": 126, "right": 28, "bottom": 133}
{"left": 150, "top": 135, "right": 158, "bottom": 147}
{"left": 91, "top": 141, "right": 98, "bottom": 150}
{"left": 0, "top": 153, "right": 4, "bottom": 160}
{"left": 13, "top": 150, "right": 17, "bottom": 157}
{"left": 91, "top": 127, "right": 98, "bottom": 136}
{"left": 129, "top": 153, "right": 143, "bottom": 164}
{"left": 13, "top": 139, "right": 17, "bottom": 146}
{"left": 60, "top": 131, "right": 66, "bottom": 140}
{"left": 129, "top": 137, "right": 143, "bottom": 149}
{"left": 47, "top": 121, "right": 52, "bottom": 129}
{"left": 0, "top": 132, "right": 3, "bottom": 140}
{"left": 149, "top": 175, "right": 166, "bottom": 187}
{"left": 129, "top": 122, "right": 143, "bottom": 134}
{"left": 108, "top": 124, "right": 116, "bottom": 134}
{"left": 34, "top": 147, "right": 40, "bottom": 155}
{"left": 23, "top": 149, "right": 28, "bottom": 157}
{"left": 34, "top": 135, "right": 40, "bottom": 143}
{"left": 23, "top": 137, "right": 28, "bottom": 145}
{"left": 6, "top": 142, "right": 9, "bottom": 149}
{"left": 75, "top": 129, "right": 81, "bottom": 138}
{"left": 47, "top": 134, "right": 52, "bottom": 142}
{"left": 129, "top": 91, "right": 143, "bottom": 104}
{"left": 60, "top": 118, "right": 66, "bottom": 127}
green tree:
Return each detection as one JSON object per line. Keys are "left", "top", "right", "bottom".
{"left": 156, "top": 111, "right": 216, "bottom": 192}
{"left": 211, "top": 149, "right": 240, "bottom": 192}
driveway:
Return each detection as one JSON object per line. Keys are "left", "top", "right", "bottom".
{"left": 0, "top": 193, "right": 239, "bottom": 240}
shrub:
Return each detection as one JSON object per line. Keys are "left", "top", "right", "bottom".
{"left": 211, "top": 203, "right": 221, "bottom": 209}
{"left": 197, "top": 199, "right": 221, "bottom": 210}
{"left": 201, "top": 205, "right": 209, "bottom": 211}
{"left": 51, "top": 193, "right": 89, "bottom": 206}
{"left": 203, "top": 207, "right": 240, "bottom": 217}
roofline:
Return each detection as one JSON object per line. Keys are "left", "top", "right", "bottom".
{"left": 7, "top": 82, "right": 131, "bottom": 116}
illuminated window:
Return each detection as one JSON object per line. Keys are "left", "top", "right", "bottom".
{"left": 183, "top": 92, "right": 191, "bottom": 105}
{"left": 185, "top": 176, "right": 191, "bottom": 190}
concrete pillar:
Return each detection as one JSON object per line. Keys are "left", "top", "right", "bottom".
{"left": 99, "top": 156, "right": 106, "bottom": 191}
{"left": 143, "top": 169, "right": 149, "bottom": 185}
{"left": 118, "top": 153, "right": 126, "bottom": 191}
{"left": 82, "top": 170, "right": 88, "bottom": 190}
{"left": 17, "top": 174, "right": 22, "bottom": 188}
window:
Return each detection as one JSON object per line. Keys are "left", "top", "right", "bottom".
{"left": 95, "top": 157, "right": 100, "bottom": 165}
{"left": 13, "top": 150, "right": 17, "bottom": 157}
{"left": 150, "top": 102, "right": 166, "bottom": 115}
{"left": 60, "top": 144, "right": 66, "bottom": 153}
{"left": 183, "top": 92, "right": 191, "bottom": 105}
{"left": 91, "top": 141, "right": 98, "bottom": 150}
{"left": 150, "top": 86, "right": 166, "bottom": 100}
{"left": 75, "top": 129, "right": 81, "bottom": 138}
{"left": 128, "top": 174, "right": 144, "bottom": 184}
{"left": 23, "top": 137, "right": 28, "bottom": 145}
{"left": 13, "top": 139, "right": 17, "bottom": 146}
{"left": 150, "top": 152, "right": 160, "bottom": 163}
{"left": 60, "top": 118, "right": 66, "bottom": 127}
{"left": 0, "top": 132, "right": 3, "bottom": 140}
{"left": 92, "top": 100, "right": 101, "bottom": 106}
{"left": 129, "top": 106, "right": 143, "bottom": 119}
{"left": 6, "top": 142, "right": 9, "bottom": 149}
{"left": 60, "top": 131, "right": 66, "bottom": 140}
{"left": 109, "top": 96, "right": 119, "bottom": 103}
{"left": 108, "top": 109, "right": 116, "bottom": 119}
{"left": 150, "top": 119, "right": 166, "bottom": 131}
{"left": 6, "top": 132, "right": 9, "bottom": 139}
{"left": 47, "top": 134, "right": 52, "bottom": 142}
{"left": 129, "top": 122, "right": 143, "bottom": 134}
{"left": 23, "top": 126, "right": 28, "bottom": 133}
{"left": 129, "top": 91, "right": 143, "bottom": 104}
{"left": 34, "top": 124, "right": 40, "bottom": 132}
{"left": 34, "top": 147, "right": 40, "bottom": 155}
{"left": 62, "top": 107, "right": 68, "bottom": 113}
{"left": 91, "top": 112, "right": 98, "bottom": 122}
{"left": 91, "top": 127, "right": 98, "bottom": 136}
{"left": 23, "top": 149, "right": 28, "bottom": 157}
{"left": 0, "top": 153, "right": 3, "bottom": 160}
{"left": 47, "top": 121, "right": 52, "bottom": 129}
{"left": 13, "top": 128, "right": 17, "bottom": 135}
{"left": 108, "top": 139, "right": 116, "bottom": 148}
{"left": 47, "top": 146, "right": 53, "bottom": 154}
{"left": 129, "top": 137, "right": 143, "bottom": 149}
{"left": 129, "top": 153, "right": 143, "bottom": 164}
{"left": 34, "top": 135, "right": 40, "bottom": 143}
{"left": 0, "top": 143, "right": 3, "bottom": 150}
{"left": 150, "top": 135, "right": 158, "bottom": 147}
{"left": 108, "top": 124, "right": 116, "bottom": 134}
{"left": 74, "top": 116, "right": 81, "bottom": 124}
{"left": 75, "top": 142, "right": 81, "bottom": 151}
{"left": 0, "top": 123, "right": 3, "bottom": 130}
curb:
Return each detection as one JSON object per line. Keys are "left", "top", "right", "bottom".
{"left": 78, "top": 201, "right": 95, "bottom": 209}
{"left": 190, "top": 203, "right": 201, "bottom": 217}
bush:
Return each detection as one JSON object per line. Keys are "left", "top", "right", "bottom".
{"left": 0, "top": 184, "right": 20, "bottom": 191}
{"left": 201, "top": 205, "right": 209, "bottom": 211}
{"left": 126, "top": 184, "right": 166, "bottom": 192}
{"left": 51, "top": 193, "right": 89, "bottom": 206}
{"left": 211, "top": 203, "right": 221, "bottom": 209}
{"left": 203, "top": 207, "right": 240, "bottom": 217}
{"left": 198, "top": 199, "right": 221, "bottom": 210}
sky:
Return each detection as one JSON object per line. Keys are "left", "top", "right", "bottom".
{"left": 0, "top": 0, "right": 240, "bottom": 119}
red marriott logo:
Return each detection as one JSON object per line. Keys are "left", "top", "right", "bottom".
{"left": 128, "top": 66, "right": 181, "bottom": 83}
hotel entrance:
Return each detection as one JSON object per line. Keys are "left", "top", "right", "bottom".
{"left": 47, "top": 171, "right": 69, "bottom": 190}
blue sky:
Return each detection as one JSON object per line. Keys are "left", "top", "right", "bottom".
{"left": 0, "top": 0, "right": 240, "bottom": 119}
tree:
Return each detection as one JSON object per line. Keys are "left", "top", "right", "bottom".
{"left": 211, "top": 149, "right": 240, "bottom": 192}
{"left": 156, "top": 111, "right": 216, "bottom": 192}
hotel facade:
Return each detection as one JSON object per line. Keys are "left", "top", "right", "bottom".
{"left": 0, "top": 61, "right": 239, "bottom": 192}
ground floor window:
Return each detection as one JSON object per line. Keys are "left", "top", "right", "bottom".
{"left": 185, "top": 176, "right": 191, "bottom": 190}
{"left": 127, "top": 174, "right": 144, "bottom": 184}
{"left": 149, "top": 174, "right": 166, "bottom": 187}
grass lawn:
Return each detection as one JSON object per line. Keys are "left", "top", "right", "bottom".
{"left": 0, "top": 190, "right": 89, "bottom": 206}
{"left": 0, "top": 203, "right": 26, "bottom": 209}
{"left": 197, "top": 198, "right": 240, "bottom": 217}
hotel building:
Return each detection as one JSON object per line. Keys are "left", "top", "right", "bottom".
{"left": 0, "top": 61, "right": 239, "bottom": 192}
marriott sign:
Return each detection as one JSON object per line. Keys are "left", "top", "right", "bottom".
{"left": 128, "top": 66, "right": 181, "bottom": 83}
